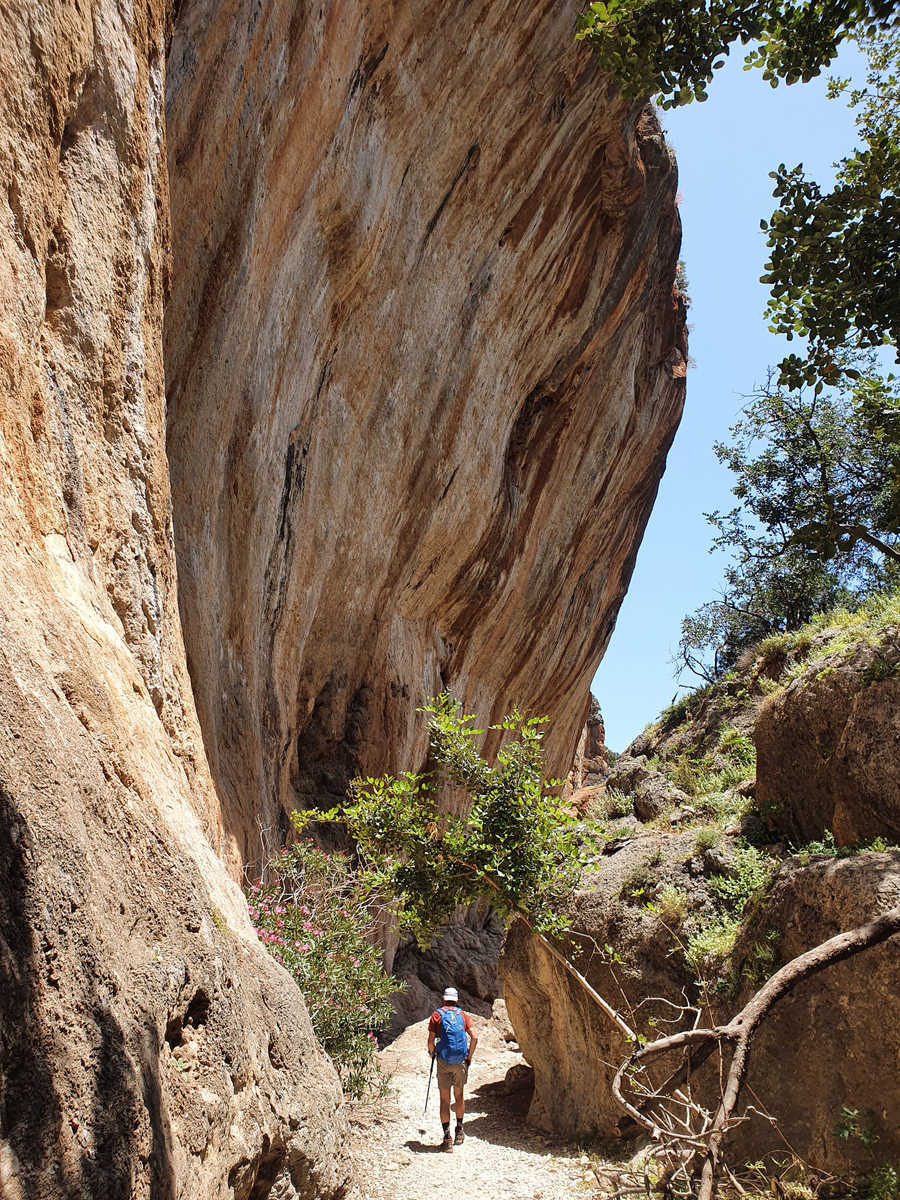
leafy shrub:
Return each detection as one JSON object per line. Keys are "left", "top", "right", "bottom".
{"left": 602, "top": 787, "right": 634, "bottom": 818}
{"left": 247, "top": 833, "right": 397, "bottom": 1097}
{"left": 313, "top": 694, "right": 598, "bottom": 945}
{"left": 708, "top": 844, "right": 772, "bottom": 914}
{"left": 693, "top": 824, "right": 721, "bottom": 853}
{"left": 655, "top": 884, "right": 690, "bottom": 925}
{"left": 860, "top": 1165, "right": 900, "bottom": 1200}
{"left": 685, "top": 917, "right": 741, "bottom": 978}
{"left": 718, "top": 727, "right": 756, "bottom": 771}
{"left": 794, "top": 831, "right": 897, "bottom": 862}
{"left": 668, "top": 752, "right": 715, "bottom": 797}
{"left": 740, "top": 928, "right": 781, "bottom": 988}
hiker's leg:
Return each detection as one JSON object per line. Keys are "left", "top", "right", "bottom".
{"left": 452, "top": 1081, "right": 464, "bottom": 1121}
{"left": 438, "top": 1084, "right": 451, "bottom": 1126}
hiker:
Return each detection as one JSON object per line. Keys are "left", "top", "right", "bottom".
{"left": 427, "top": 986, "right": 477, "bottom": 1152}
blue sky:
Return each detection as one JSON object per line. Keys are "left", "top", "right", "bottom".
{"left": 591, "top": 43, "right": 867, "bottom": 751}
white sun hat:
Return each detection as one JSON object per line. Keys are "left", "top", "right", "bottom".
{"left": 442, "top": 986, "right": 459, "bottom": 1002}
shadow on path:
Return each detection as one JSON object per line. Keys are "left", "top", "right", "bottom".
{"left": 439, "top": 1079, "right": 561, "bottom": 1157}
{"left": 403, "top": 1139, "right": 447, "bottom": 1154}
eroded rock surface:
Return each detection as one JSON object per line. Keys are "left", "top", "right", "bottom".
{"left": 755, "top": 636, "right": 900, "bottom": 845}
{"left": 0, "top": 3, "right": 349, "bottom": 1195}
{"left": 165, "top": 0, "right": 687, "bottom": 860}
{"left": 501, "top": 848, "right": 900, "bottom": 1171}
{"left": 728, "top": 853, "right": 900, "bottom": 1173}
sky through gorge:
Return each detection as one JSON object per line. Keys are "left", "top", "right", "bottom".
{"left": 591, "top": 42, "right": 869, "bottom": 751}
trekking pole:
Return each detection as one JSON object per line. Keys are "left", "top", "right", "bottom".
{"left": 423, "top": 1053, "right": 436, "bottom": 1119}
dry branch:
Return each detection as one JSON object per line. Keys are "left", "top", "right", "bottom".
{"left": 609, "top": 904, "right": 900, "bottom": 1199}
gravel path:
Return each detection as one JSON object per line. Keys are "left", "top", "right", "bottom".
{"left": 346, "top": 1007, "right": 597, "bottom": 1200}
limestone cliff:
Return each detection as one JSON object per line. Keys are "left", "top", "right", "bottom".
{"left": 164, "top": 0, "right": 687, "bottom": 862}
{"left": 0, "top": 2, "right": 348, "bottom": 1195}
{"left": 1, "top": 0, "right": 686, "bottom": 1192}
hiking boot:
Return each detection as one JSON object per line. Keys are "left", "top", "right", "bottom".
{"left": 441, "top": 1133, "right": 453, "bottom": 1153}
{"left": 454, "top": 1127, "right": 465, "bottom": 1146}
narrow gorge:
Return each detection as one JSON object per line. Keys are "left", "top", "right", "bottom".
{"left": 1, "top": 0, "right": 686, "bottom": 1196}
{"left": 3, "top": 0, "right": 897, "bottom": 1197}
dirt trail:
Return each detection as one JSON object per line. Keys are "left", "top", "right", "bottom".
{"left": 346, "top": 1007, "right": 597, "bottom": 1200}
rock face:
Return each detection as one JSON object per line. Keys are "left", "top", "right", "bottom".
{"left": 501, "top": 849, "right": 900, "bottom": 1171}
{"left": 2, "top": 0, "right": 687, "bottom": 1188}
{"left": 164, "top": 0, "right": 687, "bottom": 861}
{"left": 565, "top": 695, "right": 610, "bottom": 799}
{"left": 755, "top": 636, "right": 900, "bottom": 845}
{"left": 0, "top": 2, "right": 349, "bottom": 1195}
{"left": 388, "top": 910, "right": 506, "bottom": 1039}
{"left": 728, "top": 853, "right": 900, "bottom": 1174}
{"left": 502, "top": 835, "right": 701, "bottom": 1137}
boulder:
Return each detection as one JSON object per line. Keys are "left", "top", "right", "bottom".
{"left": 727, "top": 852, "right": 900, "bottom": 1174}
{"left": 755, "top": 637, "right": 900, "bottom": 845}
{"left": 633, "top": 774, "right": 688, "bottom": 822}
{"left": 501, "top": 833, "right": 704, "bottom": 1137}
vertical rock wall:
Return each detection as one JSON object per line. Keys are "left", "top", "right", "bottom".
{"left": 165, "top": 0, "right": 687, "bottom": 862}
{"left": 0, "top": 2, "right": 349, "bottom": 1195}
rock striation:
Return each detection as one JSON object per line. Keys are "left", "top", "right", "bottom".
{"left": 1, "top": 0, "right": 687, "bottom": 1191}
{"left": 0, "top": 2, "right": 349, "bottom": 1195}
{"left": 164, "top": 0, "right": 687, "bottom": 862}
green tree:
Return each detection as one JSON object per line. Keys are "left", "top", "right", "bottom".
{"left": 764, "top": 27, "right": 900, "bottom": 388}
{"left": 677, "top": 363, "right": 899, "bottom": 678}
{"left": 575, "top": 0, "right": 898, "bottom": 109}
{"left": 322, "top": 694, "right": 593, "bottom": 945}
{"left": 577, "top": 8, "right": 900, "bottom": 389}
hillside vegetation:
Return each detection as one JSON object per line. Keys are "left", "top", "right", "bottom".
{"left": 502, "top": 591, "right": 899, "bottom": 1189}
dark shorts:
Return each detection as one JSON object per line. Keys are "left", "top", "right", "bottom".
{"left": 436, "top": 1059, "right": 467, "bottom": 1090}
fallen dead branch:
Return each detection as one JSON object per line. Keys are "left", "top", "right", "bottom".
{"left": 610, "top": 905, "right": 900, "bottom": 1198}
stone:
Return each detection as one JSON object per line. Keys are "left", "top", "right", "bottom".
{"left": 565, "top": 696, "right": 610, "bottom": 797}
{"left": 755, "top": 638, "right": 900, "bottom": 845}
{"left": 1, "top": 0, "right": 688, "bottom": 1188}
{"left": 0, "top": 1, "right": 350, "bottom": 1193}
{"left": 502, "top": 1064, "right": 536, "bottom": 1096}
{"left": 491, "top": 999, "right": 517, "bottom": 1043}
{"left": 633, "top": 774, "right": 686, "bottom": 822}
{"left": 727, "top": 853, "right": 900, "bottom": 1174}
{"left": 605, "top": 756, "right": 652, "bottom": 795}
{"left": 388, "top": 914, "right": 506, "bottom": 1037}
{"left": 164, "top": 0, "right": 686, "bottom": 858}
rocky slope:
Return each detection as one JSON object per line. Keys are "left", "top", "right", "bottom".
{"left": 502, "top": 601, "right": 900, "bottom": 1176}
{"left": 0, "top": 2, "right": 349, "bottom": 1195}
{"left": 164, "top": 0, "right": 687, "bottom": 863}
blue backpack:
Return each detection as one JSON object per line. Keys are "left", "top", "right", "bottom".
{"left": 436, "top": 1006, "right": 468, "bottom": 1063}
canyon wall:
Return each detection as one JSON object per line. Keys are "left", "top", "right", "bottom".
{"left": 1, "top": 0, "right": 686, "bottom": 1191}
{"left": 0, "top": 3, "right": 348, "bottom": 1196}
{"left": 164, "top": 0, "right": 687, "bottom": 862}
